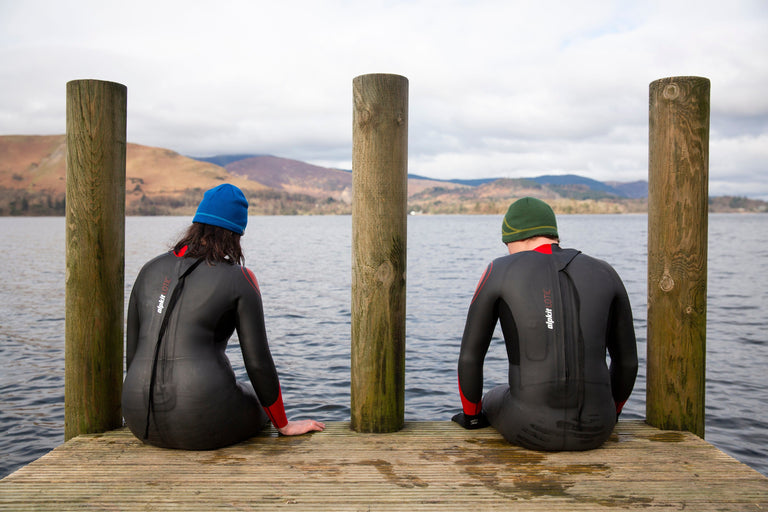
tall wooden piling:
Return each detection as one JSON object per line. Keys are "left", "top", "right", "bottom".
{"left": 65, "top": 79, "right": 127, "bottom": 441}
{"left": 647, "top": 76, "right": 710, "bottom": 438}
{"left": 351, "top": 74, "right": 409, "bottom": 432}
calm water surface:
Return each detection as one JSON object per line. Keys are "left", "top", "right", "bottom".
{"left": 0, "top": 214, "right": 766, "bottom": 478}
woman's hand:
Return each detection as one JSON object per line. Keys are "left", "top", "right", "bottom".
{"left": 277, "top": 419, "right": 326, "bottom": 436}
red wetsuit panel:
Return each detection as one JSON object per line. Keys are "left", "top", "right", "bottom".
{"left": 241, "top": 267, "right": 261, "bottom": 294}
{"left": 471, "top": 262, "right": 493, "bottom": 305}
{"left": 459, "top": 375, "right": 483, "bottom": 416}
{"left": 264, "top": 388, "right": 288, "bottom": 428}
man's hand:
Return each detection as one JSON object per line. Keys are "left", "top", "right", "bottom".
{"left": 451, "top": 411, "right": 490, "bottom": 429}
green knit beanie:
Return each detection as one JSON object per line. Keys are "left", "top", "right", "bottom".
{"left": 501, "top": 197, "right": 559, "bottom": 243}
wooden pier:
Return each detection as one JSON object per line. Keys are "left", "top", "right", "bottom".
{"left": 1, "top": 420, "right": 766, "bottom": 511}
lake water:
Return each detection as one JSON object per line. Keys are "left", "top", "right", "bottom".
{"left": 1, "top": 214, "right": 766, "bottom": 478}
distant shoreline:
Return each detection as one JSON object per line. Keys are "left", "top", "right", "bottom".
{"left": 2, "top": 207, "right": 768, "bottom": 217}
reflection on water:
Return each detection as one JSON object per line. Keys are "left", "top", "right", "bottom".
{"left": 0, "top": 214, "right": 766, "bottom": 478}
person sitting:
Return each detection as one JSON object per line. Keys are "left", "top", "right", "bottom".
{"left": 122, "top": 184, "right": 324, "bottom": 449}
{"left": 453, "top": 197, "right": 637, "bottom": 451}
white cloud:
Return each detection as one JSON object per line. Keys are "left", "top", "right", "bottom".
{"left": 1, "top": 0, "right": 766, "bottom": 198}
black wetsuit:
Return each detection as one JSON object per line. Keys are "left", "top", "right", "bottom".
{"left": 122, "top": 249, "right": 288, "bottom": 450}
{"left": 458, "top": 244, "right": 638, "bottom": 451}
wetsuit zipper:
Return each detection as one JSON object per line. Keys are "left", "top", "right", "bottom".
{"left": 560, "top": 267, "right": 585, "bottom": 427}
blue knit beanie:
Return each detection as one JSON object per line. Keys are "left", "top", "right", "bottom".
{"left": 193, "top": 184, "right": 249, "bottom": 235}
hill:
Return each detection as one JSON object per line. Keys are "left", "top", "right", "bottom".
{"left": 0, "top": 135, "right": 466, "bottom": 215}
{"left": 1, "top": 135, "right": 765, "bottom": 215}
{"left": 0, "top": 135, "right": 268, "bottom": 215}
{"left": 226, "top": 155, "right": 353, "bottom": 202}
{"left": 407, "top": 177, "right": 648, "bottom": 215}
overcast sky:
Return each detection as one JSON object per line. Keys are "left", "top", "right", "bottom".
{"left": 1, "top": 0, "right": 766, "bottom": 198}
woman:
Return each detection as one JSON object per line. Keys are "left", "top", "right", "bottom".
{"left": 122, "top": 184, "right": 324, "bottom": 449}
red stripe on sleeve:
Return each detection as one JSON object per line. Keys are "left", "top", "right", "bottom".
{"left": 241, "top": 267, "right": 261, "bottom": 294}
{"left": 458, "top": 375, "right": 482, "bottom": 416}
{"left": 471, "top": 262, "right": 493, "bottom": 305}
{"left": 263, "top": 388, "right": 288, "bottom": 429}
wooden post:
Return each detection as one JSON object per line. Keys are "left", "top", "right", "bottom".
{"left": 65, "top": 79, "right": 127, "bottom": 441}
{"left": 351, "top": 74, "right": 409, "bottom": 432}
{"left": 646, "top": 76, "right": 710, "bottom": 438}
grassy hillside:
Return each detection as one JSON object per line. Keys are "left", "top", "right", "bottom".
{"left": 0, "top": 135, "right": 268, "bottom": 215}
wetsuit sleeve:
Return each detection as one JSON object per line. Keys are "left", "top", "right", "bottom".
{"left": 457, "top": 262, "right": 499, "bottom": 414}
{"left": 606, "top": 274, "right": 638, "bottom": 414}
{"left": 235, "top": 266, "right": 288, "bottom": 429}
{"left": 125, "top": 284, "right": 139, "bottom": 370}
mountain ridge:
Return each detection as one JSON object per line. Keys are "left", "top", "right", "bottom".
{"left": 2, "top": 135, "right": 765, "bottom": 215}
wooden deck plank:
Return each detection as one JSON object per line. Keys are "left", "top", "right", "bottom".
{"left": 1, "top": 421, "right": 767, "bottom": 511}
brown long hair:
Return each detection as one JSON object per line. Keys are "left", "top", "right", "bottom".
{"left": 173, "top": 223, "right": 244, "bottom": 265}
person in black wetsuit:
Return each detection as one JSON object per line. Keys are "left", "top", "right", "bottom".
{"left": 452, "top": 197, "right": 637, "bottom": 451}
{"left": 122, "top": 184, "right": 325, "bottom": 449}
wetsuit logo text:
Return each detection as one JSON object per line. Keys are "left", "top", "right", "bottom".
{"left": 157, "top": 277, "right": 171, "bottom": 314}
{"left": 543, "top": 288, "right": 554, "bottom": 330}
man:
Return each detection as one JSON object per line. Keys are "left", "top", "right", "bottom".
{"left": 453, "top": 197, "right": 637, "bottom": 451}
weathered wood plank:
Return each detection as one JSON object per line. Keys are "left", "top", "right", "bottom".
{"left": 2, "top": 421, "right": 766, "bottom": 511}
